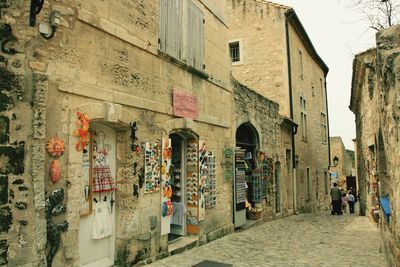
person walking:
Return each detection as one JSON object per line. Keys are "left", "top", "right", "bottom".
{"left": 342, "top": 191, "right": 348, "bottom": 213}
{"left": 330, "top": 183, "right": 342, "bottom": 215}
{"left": 348, "top": 190, "right": 355, "bottom": 214}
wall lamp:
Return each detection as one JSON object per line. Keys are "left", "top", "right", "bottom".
{"left": 38, "top": 10, "right": 61, "bottom": 39}
{"left": 332, "top": 156, "right": 339, "bottom": 167}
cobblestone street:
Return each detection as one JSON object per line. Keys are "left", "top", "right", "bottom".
{"left": 147, "top": 211, "right": 388, "bottom": 267}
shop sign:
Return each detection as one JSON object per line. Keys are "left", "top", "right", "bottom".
{"left": 173, "top": 89, "right": 198, "bottom": 120}
{"left": 222, "top": 148, "right": 234, "bottom": 181}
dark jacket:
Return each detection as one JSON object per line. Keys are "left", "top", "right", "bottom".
{"left": 330, "top": 186, "right": 342, "bottom": 201}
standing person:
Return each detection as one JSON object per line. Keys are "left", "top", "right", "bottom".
{"left": 348, "top": 190, "right": 355, "bottom": 214}
{"left": 342, "top": 191, "right": 349, "bottom": 213}
{"left": 330, "top": 183, "right": 342, "bottom": 215}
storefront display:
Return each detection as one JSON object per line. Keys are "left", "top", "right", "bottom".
{"left": 222, "top": 148, "right": 234, "bottom": 181}
{"left": 80, "top": 132, "right": 92, "bottom": 216}
{"left": 161, "top": 138, "right": 172, "bottom": 235}
{"left": 144, "top": 142, "right": 161, "bottom": 193}
{"left": 235, "top": 149, "right": 247, "bottom": 210}
{"left": 92, "top": 131, "right": 116, "bottom": 193}
{"left": 186, "top": 141, "right": 199, "bottom": 234}
{"left": 47, "top": 135, "right": 65, "bottom": 184}
{"left": 73, "top": 111, "right": 90, "bottom": 152}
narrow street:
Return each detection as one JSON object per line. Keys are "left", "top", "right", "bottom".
{"left": 147, "top": 211, "right": 388, "bottom": 267}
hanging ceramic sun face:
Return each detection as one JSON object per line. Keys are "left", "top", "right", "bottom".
{"left": 49, "top": 160, "right": 61, "bottom": 183}
{"left": 47, "top": 135, "right": 65, "bottom": 158}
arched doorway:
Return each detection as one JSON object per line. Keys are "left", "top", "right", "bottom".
{"left": 234, "top": 122, "right": 259, "bottom": 228}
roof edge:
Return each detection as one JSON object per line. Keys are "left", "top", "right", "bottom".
{"left": 285, "top": 9, "right": 329, "bottom": 75}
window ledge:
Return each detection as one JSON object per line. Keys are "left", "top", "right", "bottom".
{"left": 157, "top": 50, "right": 209, "bottom": 79}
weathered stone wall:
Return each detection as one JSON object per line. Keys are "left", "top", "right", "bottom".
{"left": 233, "top": 79, "right": 291, "bottom": 218}
{"left": 227, "top": 0, "right": 330, "bottom": 213}
{"left": 1, "top": 0, "right": 236, "bottom": 266}
{"left": 287, "top": 22, "right": 330, "bottom": 212}
{"left": 0, "top": 0, "right": 52, "bottom": 265}
{"left": 351, "top": 25, "right": 400, "bottom": 266}
{"left": 227, "top": 0, "right": 290, "bottom": 117}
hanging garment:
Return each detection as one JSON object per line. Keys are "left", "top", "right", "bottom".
{"left": 92, "top": 201, "right": 112, "bottom": 239}
{"left": 171, "top": 202, "right": 185, "bottom": 226}
{"left": 92, "top": 144, "right": 116, "bottom": 192}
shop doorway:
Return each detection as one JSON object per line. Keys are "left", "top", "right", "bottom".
{"left": 166, "top": 132, "right": 199, "bottom": 243}
{"left": 168, "top": 133, "right": 186, "bottom": 241}
{"left": 79, "top": 123, "right": 116, "bottom": 267}
{"left": 234, "top": 123, "right": 259, "bottom": 228}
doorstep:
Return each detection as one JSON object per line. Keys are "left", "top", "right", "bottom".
{"left": 235, "top": 219, "right": 262, "bottom": 231}
{"left": 168, "top": 235, "right": 199, "bottom": 255}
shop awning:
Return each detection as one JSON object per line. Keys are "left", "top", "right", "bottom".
{"left": 380, "top": 197, "right": 390, "bottom": 223}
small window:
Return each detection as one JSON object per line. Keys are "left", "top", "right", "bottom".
{"left": 299, "top": 50, "right": 303, "bottom": 78}
{"left": 229, "top": 38, "right": 244, "bottom": 65}
{"left": 320, "top": 78, "right": 324, "bottom": 98}
{"left": 229, "top": 42, "right": 240, "bottom": 62}
{"left": 320, "top": 113, "right": 327, "bottom": 143}
{"left": 300, "top": 95, "right": 307, "bottom": 140}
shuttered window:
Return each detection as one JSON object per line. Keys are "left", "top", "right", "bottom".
{"left": 159, "top": 0, "right": 183, "bottom": 60}
{"left": 159, "top": 0, "right": 204, "bottom": 71}
{"left": 186, "top": 1, "right": 204, "bottom": 70}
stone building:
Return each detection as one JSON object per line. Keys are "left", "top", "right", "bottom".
{"left": 232, "top": 78, "right": 292, "bottom": 228}
{"left": 329, "top": 136, "right": 354, "bottom": 189}
{"left": 0, "top": 0, "right": 237, "bottom": 266}
{"left": 350, "top": 25, "right": 400, "bottom": 266}
{"left": 0, "top": 0, "right": 288, "bottom": 266}
{"left": 227, "top": 0, "right": 331, "bottom": 213}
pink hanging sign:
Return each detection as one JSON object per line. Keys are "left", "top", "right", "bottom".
{"left": 173, "top": 89, "right": 198, "bottom": 120}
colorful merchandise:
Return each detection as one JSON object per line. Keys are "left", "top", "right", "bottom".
{"left": 92, "top": 131, "right": 115, "bottom": 193}
{"left": 73, "top": 111, "right": 90, "bottom": 152}
{"left": 46, "top": 135, "right": 65, "bottom": 158}
{"left": 49, "top": 160, "right": 61, "bottom": 183}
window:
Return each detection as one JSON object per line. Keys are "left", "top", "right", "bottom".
{"left": 228, "top": 38, "right": 244, "bottom": 65}
{"left": 320, "top": 113, "right": 327, "bottom": 143}
{"left": 306, "top": 168, "right": 311, "bottom": 199}
{"left": 159, "top": 0, "right": 204, "bottom": 71}
{"left": 299, "top": 50, "right": 303, "bottom": 78}
{"left": 229, "top": 42, "right": 240, "bottom": 62}
{"left": 300, "top": 96, "right": 307, "bottom": 140}
{"left": 320, "top": 78, "right": 324, "bottom": 99}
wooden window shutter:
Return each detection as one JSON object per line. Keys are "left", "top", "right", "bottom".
{"left": 187, "top": 1, "right": 204, "bottom": 70}
{"left": 159, "top": 0, "right": 182, "bottom": 59}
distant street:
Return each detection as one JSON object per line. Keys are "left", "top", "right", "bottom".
{"left": 147, "top": 211, "right": 388, "bottom": 267}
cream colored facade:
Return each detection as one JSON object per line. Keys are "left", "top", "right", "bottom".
{"left": 227, "top": 0, "right": 331, "bottom": 212}
{"left": 350, "top": 25, "right": 400, "bottom": 266}
{"left": 0, "top": 0, "right": 238, "bottom": 266}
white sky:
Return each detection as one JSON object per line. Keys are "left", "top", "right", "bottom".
{"left": 270, "top": 0, "right": 377, "bottom": 149}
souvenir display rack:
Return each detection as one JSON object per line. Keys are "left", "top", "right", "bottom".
{"left": 144, "top": 142, "right": 160, "bottom": 193}
{"left": 205, "top": 151, "right": 216, "bottom": 209}
{"left": 235, "top": 149, "right": 246, "bottom": 210}
{"left": 171, "top": 145, "right": 181, "bottom": 202}
{"left": 186, "top": 141, "right": 199, "bottom": 234}
{"left": 248, "top": 173, "right": 262, "bottom": 203}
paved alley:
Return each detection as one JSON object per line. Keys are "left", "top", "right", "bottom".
{"left": 146, "top": 212, "right": 388, "bottom": 267}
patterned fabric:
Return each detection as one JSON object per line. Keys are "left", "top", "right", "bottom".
{"left": 92, "top": 146, "right": 115, "bottom": 192}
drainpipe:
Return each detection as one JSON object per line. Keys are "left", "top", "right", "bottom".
{"left": 285, "top": 13, "right": 297, "bottom": 214}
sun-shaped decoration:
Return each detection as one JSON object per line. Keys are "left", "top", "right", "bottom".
{"left": 47, "top": 135, "right": 65, "bottom": 158}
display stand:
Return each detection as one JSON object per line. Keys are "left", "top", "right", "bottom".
{"left": 234, "top": 148, "right": 247, "bottom": 228}
{"left": 186, "top": 141, "right": 199, "bottom": 234}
